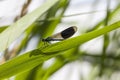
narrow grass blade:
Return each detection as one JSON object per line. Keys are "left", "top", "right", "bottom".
{"left": 0, "top": 0, "right": 59, "bottom": 52}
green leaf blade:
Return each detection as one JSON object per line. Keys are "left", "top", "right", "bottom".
{"left": 0, "top": 49, "right": 57, "bottom": 79}
{"left": 0, "top": 21, "right": 119, "bottom": 79}
{"left": 42, "top": 21, "right": 120, "bottom": 53}
{"left": 0, "top": 0, "right": 59, "bottom": 52}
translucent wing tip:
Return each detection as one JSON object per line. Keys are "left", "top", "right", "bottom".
{"left": 72, "top": 26, "right": 77, "bottom": 32}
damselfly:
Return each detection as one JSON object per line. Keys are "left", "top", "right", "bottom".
{"left": 42, "top": 26, "right": 77, "bottom": 43}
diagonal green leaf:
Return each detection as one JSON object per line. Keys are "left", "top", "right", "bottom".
{"left": 0, "top": 0, "right": 59, "bottom": 52}
{"left": 42, "top": 21, "right": 120, "bottom": 53}
{"left": 0, "top": 21, "right": 120, "bottom": 79}
{"left": 0, "top": 26, "right": 8, "bottom": 33}
{"left": 0, "top": 49, "right": 58, "bottom": 79}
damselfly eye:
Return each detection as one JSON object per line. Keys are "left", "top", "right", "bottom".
{"left": 42, "top": 26, "right": 77, "bottom": 42}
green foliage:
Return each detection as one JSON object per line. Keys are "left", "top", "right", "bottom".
{"left": 0, "top": 25, "right": 8, "bottom": 33}
{"left": 0, "top": 20, "right": 120, "bottom": 79}
{"left": 0, "top": 0, "right": 120, "bottom": 80}
{"left": 0, "top": 0, "right": 59, "bottom": 52}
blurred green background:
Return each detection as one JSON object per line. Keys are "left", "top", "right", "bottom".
{"left": 0, "top": 0, "right": 120, "bottom": 80}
